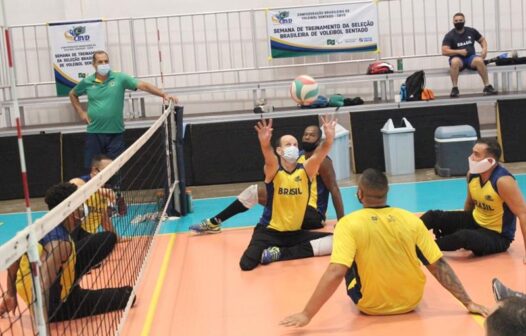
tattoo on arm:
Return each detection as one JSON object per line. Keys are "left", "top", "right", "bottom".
{"left": 427, "top": 258, "right": 471, "bottom": 306}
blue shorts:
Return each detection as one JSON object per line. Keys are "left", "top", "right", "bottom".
{"left": 84, "top": 133, "right": 125, "bottom": 171}
{"left": 449, "top": 54, "right": 479, "bottom": 71}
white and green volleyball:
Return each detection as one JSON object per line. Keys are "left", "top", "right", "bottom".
{"left": 290, "top": 75, "right": 319, "bottom": 106}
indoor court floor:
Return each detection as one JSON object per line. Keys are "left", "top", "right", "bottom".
{"left": 122, "top": 174, "right": 526, "bottom": 336}
{"left": 1, "top": 171, "right": 525, "bottom": 335}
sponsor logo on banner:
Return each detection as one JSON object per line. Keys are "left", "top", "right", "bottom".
{"left": 64, "top": 26, "right": 91, "bottom": 42}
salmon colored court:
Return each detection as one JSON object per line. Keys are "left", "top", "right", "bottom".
{"left": 1, "top": 222, "right": 524, "bottom": 335}
{"left": 122, "top": 222, "right": 526, "bottom": 336}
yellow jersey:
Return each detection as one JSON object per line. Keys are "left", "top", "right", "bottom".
{"left": 82, "top": 191, "right": 111, "bottom": 233}
{"left": 331, "top": 207, "right": 442, "bottom": 315}
{"left": 16, "top": 225, "right": 76, "bottom": 304}
{"left": 259, "top": 163, "right": 311, "bottom": 231}
{"left": 469, "top": 165, "right": 516, "bottom": 240}
{"left": 298, "top": 153, "right": 330, "bottom": 215}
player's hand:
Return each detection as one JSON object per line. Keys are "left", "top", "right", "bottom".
{"left": 80, "top": 111, "right": 91, "bottom": 124}
{"left": 163, "top": 94, "right": 179, "bottom": 104}
{"left": 0, "top": 294, "right": 17, "bottom": 317}
{"left": 280, "top": 312, "right": 311, "bottom": 327}
{"left": 320, "top": 114, "right": 337, "bottom": 144}
{"left": 466, "top": 301, "right": 490, "bottom": 317}
{"left": 254, "top": 118, "right": 273, "bottom": 145}
{"left": 480, "top": 51, "right": 487, "bottom": 60}
{"left": 458, "top": 49, "right": 468, "bottom": 57}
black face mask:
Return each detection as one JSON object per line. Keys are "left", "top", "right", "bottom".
{"left": 301, "top": 141, "right": 319, "bottom": 152}
{"left": 454, "top": 22, "right": 465, "bottom": 31}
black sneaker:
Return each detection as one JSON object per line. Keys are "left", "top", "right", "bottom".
{"left": 483, "top": 85, "right": 498, "bottom": 95}
{"left": 492, "top": 278, "right": 526, "bottom": 301}
{"left": 450, "top": 87, "right": 460, "bottom": 98}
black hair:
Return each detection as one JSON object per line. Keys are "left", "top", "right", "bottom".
{"left": 453, "top": 12, "right": 465, "bottom": 19}
{"left": 486, "top": 297, "right": 526, "bottom": 336}
{"left": 476, "top": 138, "right": 502, "bottom": 160}
{"left": 44, "top": 182, "right": 77, "bottom": 210}
{"left": 304, "top": 125, "right": 322, "bottom": 141}
{"left": 359, "top": 168, "right": 389, "bottom": 197}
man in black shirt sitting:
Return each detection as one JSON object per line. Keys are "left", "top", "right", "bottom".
{"left": 442, "top": 12, "right": 497, "bottom": 98}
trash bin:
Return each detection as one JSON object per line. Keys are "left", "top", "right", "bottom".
{"left": 434, "top": 125, "right": 477, "bottom": 177}
{"left": 381, "top": 118, "right": 415, "bottom": 175}
{"left": 322, "top": 123, "right": 351, "bottom": 180}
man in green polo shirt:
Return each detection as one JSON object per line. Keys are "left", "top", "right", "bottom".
{"left": 69, "top": 50, "right": 178, "bottom": 172}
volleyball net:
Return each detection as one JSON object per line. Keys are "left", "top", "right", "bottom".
{"left": 0, "top": 103, "right": 185, "bottom": 335}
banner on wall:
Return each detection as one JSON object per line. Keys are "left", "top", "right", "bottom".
{"left": 267, "top": 1, "right": 378, "bottom": 58}
{"left": 48, "top": 19, "right": 106, "bottom": 96}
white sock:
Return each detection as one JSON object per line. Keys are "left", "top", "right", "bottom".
{"left": 310, "top": 235, "right": 333, "bottom": 256}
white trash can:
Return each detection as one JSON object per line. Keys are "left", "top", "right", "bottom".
{"left": 381, "top": 118, "right": 415, "bottom": 176}
{"left": 322, "top": 123, "right": 351, "bottom": 180}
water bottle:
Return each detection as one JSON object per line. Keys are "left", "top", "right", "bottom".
{"left": 186, "top": 189, "right": 193, "bottom": 213}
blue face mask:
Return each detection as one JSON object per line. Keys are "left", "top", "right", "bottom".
{"left": 97, "top": 64, "right": 111, "bottom": 76}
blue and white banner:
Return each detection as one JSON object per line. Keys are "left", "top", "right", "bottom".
{"left": 48, "top": 19, "right": 106, "bottom": 96}
{"left": 267, "top": 2, "right": 378, "bottom": 58}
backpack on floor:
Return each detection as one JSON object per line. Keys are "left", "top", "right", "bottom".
{"left": 405, "top": 70, "right": 425, "bottom": 101}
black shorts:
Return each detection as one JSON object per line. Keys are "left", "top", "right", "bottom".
{"left": 302, "top": 206, "right": 325, "bottom": 230}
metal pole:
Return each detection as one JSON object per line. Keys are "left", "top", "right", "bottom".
{"left": 129, "top": 19, "right": 138, "bottom": 77}
{"left": 16, "top": 118, "right": 48, "bottom": 336}
{"left": 5, "top": 28, "right": 20, "bottom": 127}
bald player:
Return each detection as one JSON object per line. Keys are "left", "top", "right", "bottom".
{"left": 238, "top": 116, "right": 336, "bottom": 271}
{"left": 190, "top": 124, "right": 345, "bottom": 233}
{"left": 281, "top": 169, "right": 487, "bottom": 327}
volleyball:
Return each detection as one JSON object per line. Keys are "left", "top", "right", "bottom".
{"left": 290, "top": 75, "right": 319, "bottom": 106}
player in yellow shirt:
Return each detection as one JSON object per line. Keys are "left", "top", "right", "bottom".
{"left": 238, "top": 116, "right": 336, "bottom": 271}
{"left": 281, "top": 169, "right": 488, "bottom": 327}
{"left": 190, "top": 125, "right": 345, "bottom": 233}
{"left": 0, "top": 182, "right": 132, "bottom": 321}
{"left": 421, "top": 139, "right": 526, "bottom": 263}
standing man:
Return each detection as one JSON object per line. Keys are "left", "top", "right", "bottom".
{"left": 442, "top": 12, "right": 497, "bottom": 97}
{"left": 69, "top": 50, "right": 178, "bottom": 172}
{"left": 190, "top": 124, "right": 345, "bottom": 233}
{"left": 421, "top": 139, "right": 526, "bottom": 262}
{"left": 281, "top": 169, "right": 488, "bottom": 328}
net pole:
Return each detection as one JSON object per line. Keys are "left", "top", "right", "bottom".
{"left": 16, "top": 118, "right": 48, "bottom": 336}
{"left": 157, "top": 26, "right": 175, "bottom": 209}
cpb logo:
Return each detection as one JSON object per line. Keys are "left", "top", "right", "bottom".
{"left": 271, "top": 11, "right": 293, "bottom": 25}
{"left": 64, "top": 26, "right": 91, "bottom": 42}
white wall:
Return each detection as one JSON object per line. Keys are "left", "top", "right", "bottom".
{"left": 1, "top": 0, "right": 525, "bottom": 127}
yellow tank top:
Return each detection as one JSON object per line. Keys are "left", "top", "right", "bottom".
{"left": 82, "top": 191, "right": 111, "bottom": 233}
{"left": 17, "top": 227, "right": 76, "bottom": 304}
{"left": 468, "top": 165, "right": 516, "bottom": 240}
{"left": 259, "top": 163, "right": 311, "bottom": 231}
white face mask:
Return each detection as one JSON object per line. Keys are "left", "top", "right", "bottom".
{"left": 468, "top": 156, "right": 496, "bottom": 174}
{"left": 282, "top": 146, "right": 299, "bottom": 163}
{"left": 97, "top": 63, "right": 111, "bottom": 76}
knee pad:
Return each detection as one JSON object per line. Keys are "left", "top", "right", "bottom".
{"left": 237, "top": 184, "right": 258, "bottom": 209}
{"left": 310, "top": 235, "right": 333, "bottom": 256}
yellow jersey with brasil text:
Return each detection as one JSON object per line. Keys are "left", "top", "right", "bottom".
{"left": 16, "top": 225, "right": 76, "bottom": 305}
{"left": 331, "top": 207, "right": 442, "bottom": 315}
{"left": 298, "top": 153, "right": 330, "bottom": 216}
{"left": 82, "top": 191, "right": 111, "bottom": 233}
{"left": 469, "top": 165, "right": 516, "bottom": 240}
{"left": 259, "top": 163, "right": 311, "bottom": 231}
